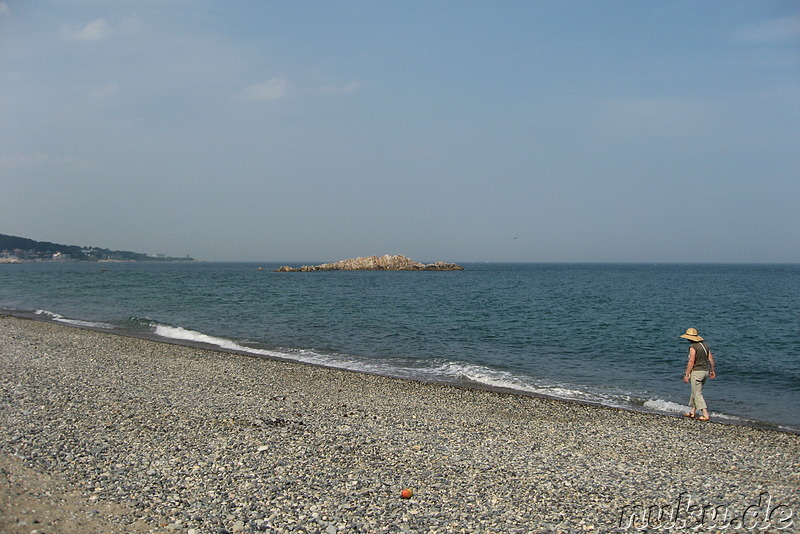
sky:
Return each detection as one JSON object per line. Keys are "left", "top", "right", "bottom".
{"left": 1, "top": 1, "right": 798, "bottom": 263}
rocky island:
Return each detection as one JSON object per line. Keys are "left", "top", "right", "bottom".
{"left": 275, "top": 254, "right": 464, "bottom": 272}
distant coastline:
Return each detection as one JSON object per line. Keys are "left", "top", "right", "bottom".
{"left": 0, "top": 233, "right": 195, "bottom": 263}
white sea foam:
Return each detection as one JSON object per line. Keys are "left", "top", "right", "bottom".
{"left": 706, "top": 411, "right": 749, "bottom": 424}
{"left": 35, "top": 309, "right": 62, "bottom": 319}
{"left": 154, "top": 324, "right": 254, "bottom": 353}
{"left": 643, "top": 399, "right": 688, "bottom": 414}
{"left": 643, "top": 399, "right": 760, "bottom": 426}
{"left": 150, "top": 324, "right": 560, "bottom": 393}
{"left": 433, "top": 361, "right": 543, "bottom": 392}
{"left": 280, "top": 349, "right": 404, "bottom": 375}
{"left": 151, "top": 324, "right": 381, "bottom": 375}
{"left": 430, "top": 361, "right": 619, "bottom": 405}
{"left": 35, "top": 309, "right": 115, "bottom": 329}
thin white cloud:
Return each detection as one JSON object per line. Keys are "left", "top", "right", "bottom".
{"left": 592, "top": 96, "right": 714, "bottom": 147}
{"left": 0, "top": 2, "right": 10, "bottom": 16}
{"left": 62, "top": 18, "right": 112, "bottom": 41}
{"left": 319, "top": 80, "right": 363, "bottom": 95}
{"left": 736, "top": 13, "right": 800, "bottom": 43}
{"left": 0, "top": 153, "right": 97, "bottom": 172}
{"left": 239, "top": 77, "right": 290, "bottom": 101}
{"left": 88, "top": 84, "right": 119, "bottom": 99}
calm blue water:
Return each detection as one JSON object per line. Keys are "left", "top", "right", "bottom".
{"left": 1, "top": 262, "right": 798, "bottom": 432}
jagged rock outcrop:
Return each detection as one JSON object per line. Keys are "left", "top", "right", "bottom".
{"left": 275, "top": 254, "right": 464, "bottom": 272}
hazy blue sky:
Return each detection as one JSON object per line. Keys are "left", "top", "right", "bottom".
{"left": 1, "top": 1, "right": 798, "bottom": 262}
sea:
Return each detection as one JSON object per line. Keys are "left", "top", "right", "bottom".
{"left": 1, "top": 261, "right": 798, "bottom": 433}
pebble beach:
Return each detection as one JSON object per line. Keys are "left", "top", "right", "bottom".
{"left": 1, "top": 314, "right": 798, "bottom": 533}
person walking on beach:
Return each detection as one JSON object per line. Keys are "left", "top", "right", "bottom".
{"left": 681, "top": 328, "right": 716, "bottom": 421}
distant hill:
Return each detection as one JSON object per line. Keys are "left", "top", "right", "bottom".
{"left": 0, "top": 234, "right": 194, "bottom": 262}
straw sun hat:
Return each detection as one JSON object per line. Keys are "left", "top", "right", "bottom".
{"left": 680, "top": 328, "right": 704, "bottom": 342}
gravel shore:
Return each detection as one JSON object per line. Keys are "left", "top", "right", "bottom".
{"left": 2, "top": 315, "right": 798, "bottom": 533}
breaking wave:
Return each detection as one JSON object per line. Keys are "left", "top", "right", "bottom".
{"left": 35, "top": 309, "right": 116, "bottom": 329}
